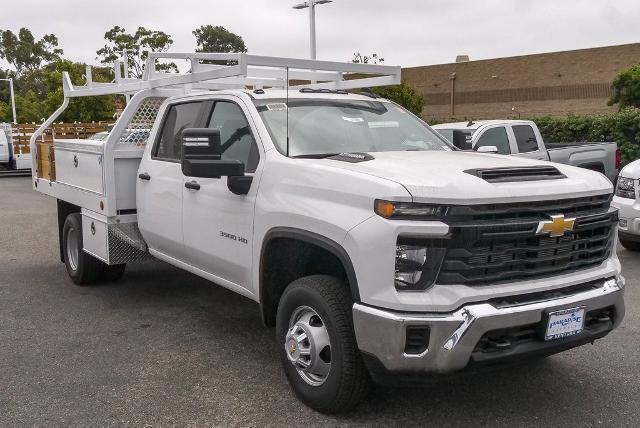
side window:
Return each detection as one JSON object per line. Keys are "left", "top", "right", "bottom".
{"left": 154, "top": 101, "right": 205, "bottom": 161}
{"left": 475, "top": 127, "right": 511, "bottom": 154}
{"left": 512, "top": 125, "right": 539, "bottom": 153}
{"left": 208, "top": 101, "right": 260, "bottom": 172}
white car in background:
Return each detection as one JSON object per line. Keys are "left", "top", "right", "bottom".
{"left": 613, "top": 159, "right": 640, "bottom": 250}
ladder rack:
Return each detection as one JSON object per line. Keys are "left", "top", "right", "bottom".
{"left": 64, "top": 52, "right": 402, "bottom": 98}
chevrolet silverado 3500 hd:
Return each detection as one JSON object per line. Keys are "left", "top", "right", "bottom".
{"left": 30, "top": 53, "right": 625, "bottom": 413}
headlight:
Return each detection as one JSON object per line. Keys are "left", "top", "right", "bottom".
{"left": 394, "top": 237, "right": 446, "bottom": 291}
{"left": 615, "top": 177, "right": 635, "bottom": 199}
{"left": 375, "top": 199, "right": 448, "bottom": 220}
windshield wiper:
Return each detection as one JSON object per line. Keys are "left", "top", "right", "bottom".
{"left": 291, "top": 153, "right": 339, "bottom": 159}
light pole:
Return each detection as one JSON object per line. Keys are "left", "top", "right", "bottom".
{"left": 0, "top": 78, "right": 17, "bottom": 123}
{"left": 292, "top": 0, "right": 332, "bottom": 59}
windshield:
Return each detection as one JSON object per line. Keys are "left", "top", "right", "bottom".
{"left": 254, "top": 99, "right": 453, "bottom": 157}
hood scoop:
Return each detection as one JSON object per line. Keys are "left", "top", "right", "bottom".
{"left": 464, "top": 166, "right": 566, "bottom": 183}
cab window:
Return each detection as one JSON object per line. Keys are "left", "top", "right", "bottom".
{"left": 153, "top": 101, "right": 207, "bottom": 161}
{"left": 207, "top": 101, "right": 260, "bottom": 172}
{"left": 475, "top": 127, "right": 511, "bottom": 154}
{"left": 512, "top": 125, "right": 539, "bottom": 153}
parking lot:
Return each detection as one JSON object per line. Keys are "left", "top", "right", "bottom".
{"left": 1, "top": 175, "right": 639, "bottom": 426}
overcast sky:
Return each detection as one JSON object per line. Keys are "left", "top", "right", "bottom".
{"left": 1, "top": 0, "right": 639, "bottom": 70}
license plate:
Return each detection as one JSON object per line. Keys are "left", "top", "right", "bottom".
{"left": 545, "top": 307, "right": 585, "bottom": 341}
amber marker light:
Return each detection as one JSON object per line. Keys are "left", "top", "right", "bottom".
{"left": 374, "top": 199, "right": 449, "bottom": 220}
{"left": 374, "top": 200, "right": 395, "bottom": 218}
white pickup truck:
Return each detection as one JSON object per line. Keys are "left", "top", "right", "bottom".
{"left": 432, "top": 120, "right": 620, "bottom": 183}
{"left": 31, "top": 54, "right": 625, "bottom": 413}
{"left": 612, "top": 160, "right": 640, "bottom": 250}
{"left": 0, "top": 124, "right": 32, "bottom": 175}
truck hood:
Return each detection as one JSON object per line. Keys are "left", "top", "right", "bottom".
{"left": 322, "top": 151, "right": 612, "bottom": 203}
{"left": 620, "top": 158, "right": 640, "bottom": 179}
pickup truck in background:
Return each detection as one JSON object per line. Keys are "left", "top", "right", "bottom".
{"left": 432, "top": 120, "right": 620, "bottom": 182}
{"left": 30, "top": 54, "right": 625, "bottom": 413}
{"left": 612, "top": 159, "right": 640, "bottom": 250}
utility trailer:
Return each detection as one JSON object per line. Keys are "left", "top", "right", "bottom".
{"left": 30, "top": 52, "right": 400, "bottom": 276}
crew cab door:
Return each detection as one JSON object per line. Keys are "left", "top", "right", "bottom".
{"left": 472, "top": 125, "right": 512, "bottom": 155}
{"left": 509, "top": 124, "right": 548, "bottom": 160}
{"left": 182, "top": 96, "right": 262, "bottom": 290}
{"left": 137, "top": 100, "right": 211, "bottom": 261}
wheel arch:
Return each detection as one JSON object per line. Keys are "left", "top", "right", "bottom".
{"left": 259, "top": 227, "right": 360, "bottom": 327}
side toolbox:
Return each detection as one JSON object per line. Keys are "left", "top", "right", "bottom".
{"left": 54, "top": 140, "right": 104, "bottom": 194}
{"left": 81, "top": 210, "right": 148, "bottom": 265}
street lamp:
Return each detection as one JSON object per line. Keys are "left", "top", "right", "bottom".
{"left": 292, "top": 0, "right": 333, "bottom": 59}
{"left": 0, "top": 78, "right": 17, "bottom": 123}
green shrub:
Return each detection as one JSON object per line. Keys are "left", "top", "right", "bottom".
{"left": 532, "top": 109, "right": 640, "bottom": 166}
{"left": 372, "top": 81, "right": 424, "bottom": 116}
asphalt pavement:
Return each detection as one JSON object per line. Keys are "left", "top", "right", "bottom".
{"left": 1, "top": 176, "right": 639, "bottom": 426}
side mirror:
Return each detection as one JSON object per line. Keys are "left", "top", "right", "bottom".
{"left": 452, "top": 130, "right": 473, "bottom": 150}
{"left": 181, "top": 128, "right": 244, "bottom": 178}
{"left": 476, "top": 145, "right": 499, "bottom": 153}
{"left": 181, "top": 128, "right": 253, "bottom": 195}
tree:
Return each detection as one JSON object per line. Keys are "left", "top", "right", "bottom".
{"left": 0, "top": 68, "right": 14, "bottom": 121}
{"left": 7, "top": 60, "right": 115, "bottom": 123}
{"left": 609, "top": 64, "right": 640, "bottom": 109}
{"left": 0, "top": 28, "right": 63, "bottom": 74}
{"left": 352, "top": 52, "right": 384, "bottom": 65}
{"left": 352, "top": 52, "right": 423, "bottom": 115}
{"left": 96, "top": 26, "right": 177, "bottom": 79}
{"left": 372, "top": 81, "right": 424, "bottom": 116}
{"left": 193, "top": 25, "right": 247, "bottom": 54}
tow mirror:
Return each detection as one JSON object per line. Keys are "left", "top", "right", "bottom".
{"left": 181, "top": 128, "right": 252, "bottom": 195}
{"left": 181, "top": 128, "right": 243, "bottom": 178}
{"left": 476, "top": 145, "right": 499, "bottom": 153}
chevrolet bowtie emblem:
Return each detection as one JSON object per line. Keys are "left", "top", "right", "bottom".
{"left": 536, "top": 214, "right": 575, "bottom": 237}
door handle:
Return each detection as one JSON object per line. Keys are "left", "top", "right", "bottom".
{"left": 138, "top": 172, "right": 151, "bottom": 181}
{"left": 185, "top": 180, "right": 200, "bottom": 191}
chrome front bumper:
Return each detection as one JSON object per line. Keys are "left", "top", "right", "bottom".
{"left": 353, "top": 277, "right": 625, "bottom": 374}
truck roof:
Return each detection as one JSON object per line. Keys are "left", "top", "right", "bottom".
{"left": 432, "top": 120, "right": 535, "bottom": 131}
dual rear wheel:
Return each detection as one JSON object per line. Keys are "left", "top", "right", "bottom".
{"left": 62, "top": 213, "right": 126, "bottom": 285}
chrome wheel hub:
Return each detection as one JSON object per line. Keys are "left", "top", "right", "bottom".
{"left": 285, "top": 306, "right": 332, "bottom": 386}
{"left": 66, "top": 226, "right": 79, "bottom": 271}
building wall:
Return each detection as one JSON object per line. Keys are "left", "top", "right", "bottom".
{"left": 402, "top": 43, "right": 640, "bottom": 121}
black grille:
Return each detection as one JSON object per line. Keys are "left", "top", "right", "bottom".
{"left": 436, "top": 194, "right": 616, "bottom": 285}
{"left": 465, "top": 166, "right": 565, "bottom": 183}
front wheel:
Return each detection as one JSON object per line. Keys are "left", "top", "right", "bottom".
{"left": 620, "top": 235, "right": 640, "bottom": 252}
{"left": 276, "top": 275, "right": 370, "bottom": 414}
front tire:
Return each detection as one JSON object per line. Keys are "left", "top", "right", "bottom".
{"left": 276, "top": 275, "right": 370, "bottom": 414}
{"left": 62, "top": 213, "right": 103, "bottom": 285}
{"left": 620, "top": 237, "right": 640, "bottom": 252}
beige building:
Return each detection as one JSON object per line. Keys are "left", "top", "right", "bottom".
{"left": 402, "top": 43, "right": 640, "bottom": 121}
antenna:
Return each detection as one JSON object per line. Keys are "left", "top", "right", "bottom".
{"left": 286, "top": 66, "right": 290, "bottom": 157}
